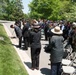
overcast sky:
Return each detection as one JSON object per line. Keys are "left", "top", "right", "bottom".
{"left": 22, "top": 0, "right": 32, "bottom": 14}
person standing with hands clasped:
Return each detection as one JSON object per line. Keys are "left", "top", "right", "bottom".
{"left": 29, "top": 20, "right": 41, "bottom": 70}
{"left": 49, "top": 26, "right": 64, "bottom": 75}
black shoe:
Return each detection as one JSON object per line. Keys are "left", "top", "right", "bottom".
{"left": 30, "top": 67, "right": 35, "bottom": 70}
{"left": 25, "top": 48, "right": 28, "bottom": 50}
{"left": 36, "top": 67, "right": 39, "bottom": 70}
{"left": 22, "top": 47, "right": 28, "bottom": 50}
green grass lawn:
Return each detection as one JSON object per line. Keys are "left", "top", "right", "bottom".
{"left": 0, "top": 24, "right": 28, "bottom": 75}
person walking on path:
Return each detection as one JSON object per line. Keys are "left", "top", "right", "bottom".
{"left": 29, "top": 21, "right": 41, "bottom": 70}
{"left": 49, "top": 26, "right": 64, "bottom": 75}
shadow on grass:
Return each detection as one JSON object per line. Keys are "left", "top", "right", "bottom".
{"left": 0, "top": 40, "right": 11, "bottom": 45}
{"left": 40, "top": 68, "right": 51, "bottom": 75}
{"left": 0, "top": 24, "right": 3, "bottom": 26}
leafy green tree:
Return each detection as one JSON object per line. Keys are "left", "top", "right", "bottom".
{"left": 4, "top": 0, "right": 24, "bottom": 20}
{"left": 48, "top": 0, "right": 62, "bottom": 20}
{"left": 29, "top": 0, "right": 64, "bottom": 20}
{"left": 29, "top": 0, "right": 53, "bottom": 19}
{"left": 0, "top": 0, "right": 7, "bottom": 19}
{"left": 64, "top": 1, "right": 76, "bottom": 21}
{"left": 29, "top": 0, "right": 76, "bottom": 21}
{"left": 0, "top": 0, "right": 24, "bottom": 20}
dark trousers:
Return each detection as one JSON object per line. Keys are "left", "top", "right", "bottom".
{"left": 51, "top": 62, "right": 62, "bottom": 75}
{"left": 19, "top": 37, "right": 22, "bottom": 47}
{"left": 24, "top": 37, "right": 30, "bottom": 49}
{"left": 31, "top": 47, "right": 41, "bottom": 68}
{"left": 44, "top": 32, "right": 48, "bottom": 40}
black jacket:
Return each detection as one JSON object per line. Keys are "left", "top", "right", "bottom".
{"left": 30, "top": 28, "right": 41, "bottom": 49}
{"left": 22, "top": 24, "right": 30, "bottom": 37}
{"left": 14, "top": 25, "right": 22, "bottom": 38}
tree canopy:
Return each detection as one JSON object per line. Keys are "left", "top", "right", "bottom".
{"left": 0, "top": 0, "right": 76, "bottom": 21}
{"left": 0, "top": 0, "right": 25, "bottom": 20}
{"left": 28, "top": 0, "right": 76, "bottom": 21}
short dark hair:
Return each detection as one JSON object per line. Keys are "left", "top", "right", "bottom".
{"left": 10, "top": 25, "right": 13, "bottom": 28}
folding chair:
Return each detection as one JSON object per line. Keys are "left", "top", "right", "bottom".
{"left": 62, "top": 52, "right": 76, "bottom": 66}
{"left": 61, "top": 52, "right": 76, "bottom": 75}
{"left": 62, "top": 45, "right": 73, "bottom": 66}
{"left": 70, "top": 52, "right": 76, "bottom": 67}
{"left": 62, "top": 59, "right": 71, "bottom": 66}
{"left": 61, "top": 66, "right": 76, "bottom": 75}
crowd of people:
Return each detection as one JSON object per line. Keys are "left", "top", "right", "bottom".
{"left": 10, "top": 19, "right": 76, "bottom": 75}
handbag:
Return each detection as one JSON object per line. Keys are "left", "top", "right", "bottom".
{"left": 44, "top": 44, "right": 51, "bottom": 53}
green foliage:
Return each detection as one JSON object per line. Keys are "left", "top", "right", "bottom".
{"left": 64, "top": 2, "right": 76, "bottom": 22}
{"left": 1, "top": 0, "right": 76, "bottom": 21}
{"left": 0, "top": 0, "right": 7, "bottom": 19}
{"left": 0, "top": 0, "right": 24, "bottom": 21}
{"left": 29, "top": 0, "right": 53, "bottom": 19}
{"left": 0, "top": 24, "right": 28, "bottom": 75}
{"left": 29, "top": 0, "right": 76, "bottom": 21}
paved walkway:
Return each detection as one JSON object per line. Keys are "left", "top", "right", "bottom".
{"left": 3, "top": 23, "right": 48, "bottom": 75}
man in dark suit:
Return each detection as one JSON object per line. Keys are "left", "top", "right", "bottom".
{"left": 10, "top": 23, "right": 22, "bottom": 48}
{"left": 22, "top": 20, "right": 30, "bottom": 50}
{"left": 29, "top": 21, "right": 41, "bottom": 70}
